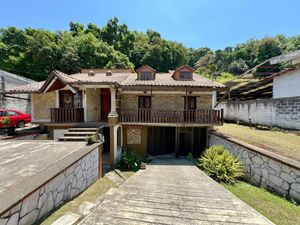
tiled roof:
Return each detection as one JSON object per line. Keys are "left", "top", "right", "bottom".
{"left": 4, "top": 81, "right": 45, "bottom": 93}
{"left": 69, "top": 73, "right": 130, "bottom": 84}
{"left": 120, "top": 73, "right": 225, "bottom": 88}
{"left": 2, "top": 70, "right": 225, "bottom": 93}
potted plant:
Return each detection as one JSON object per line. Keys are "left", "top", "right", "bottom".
{"left": 0, "top": 117, "right": 14, "bottom": 135}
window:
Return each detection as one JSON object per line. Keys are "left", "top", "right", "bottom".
{"left": 5, "top": 111, "right": 19, "bottom": 116}
{"left": 138, "top": 96, "right": 151, "bottom": 109}
{"left": 180, "top": 72, "right": 193, "bottom": 79}
{"left": 140, "top": 71, "right": 153, "bottom": 80}
{"left": 59, "top": 90, "right": 82, "bottom": 108}
{"left": 184, "top": 97, "right": 197, "bottom": 110}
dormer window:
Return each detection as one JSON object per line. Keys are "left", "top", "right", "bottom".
{"left": 180, "top": 71, "right": 193, "bottom": 79}
{"left": 172, "top": 65, "right": 195, "bottom": 80}
{"left": 136, "top": 65, "right": 156, "bottom": 80}
{"left": 140, "top": 71, "right": 153, "bottom": 80}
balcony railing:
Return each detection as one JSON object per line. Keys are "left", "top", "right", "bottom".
{"left": 50, "top": 108, "right": 84, "bottom": 123}
{"left": 118, "top": 108, "right": 223, "bottom": 125}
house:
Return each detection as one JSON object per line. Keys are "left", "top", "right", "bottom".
{"left": 0, "top": 70, "right": 35, "bottom": 113}
{"left": 217, "top": 50, "right": 300, "bottom": 130}
{"left": 4, "top": 65, "right": 226, "bottom": 164}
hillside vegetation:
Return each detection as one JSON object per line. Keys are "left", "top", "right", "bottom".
{"left": 0, "top": 17, "right": 300, "bottom": 81}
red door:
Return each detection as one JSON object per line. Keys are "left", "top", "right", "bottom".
{"left": 101, "top": 89, "right": 111, "bottom": 121}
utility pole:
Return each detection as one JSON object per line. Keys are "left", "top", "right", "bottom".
{"left": 0, "top": 72, "right": 5, "bottom": 109}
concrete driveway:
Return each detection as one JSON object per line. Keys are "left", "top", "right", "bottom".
{"left": 80, "top": 159, "right": 273, "bottom": 225}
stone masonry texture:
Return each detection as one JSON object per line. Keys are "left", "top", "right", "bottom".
{"left": 0, "top": 148, "right": 99, "bottom": 225}
{"left": 209, "top": 133, "right": 300, "bottom": 203}
{"left": 121, "top": 93, "right": 212, "bottom": 110}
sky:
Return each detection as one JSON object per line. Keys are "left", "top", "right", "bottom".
{"left": 0, "top": 0, "right": 299, "bottom": 50}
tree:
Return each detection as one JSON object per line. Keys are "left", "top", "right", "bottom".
{"left": 69, "top": 22, "right": 84, "bottom": 36}
{"left": 228, "top": 59, "right": 249, "bottom": 75}
{"left": 255, "top": 37, "right": 282, "bottom": 64}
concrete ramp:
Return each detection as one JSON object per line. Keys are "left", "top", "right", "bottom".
{"left": 79, "top": 159, "right": 274, "bottom": 225}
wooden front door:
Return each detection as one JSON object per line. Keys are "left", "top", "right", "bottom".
{"left": 101, "top": 88, "right": 111, "bottom": 121}
{"left": 184, "top": 96, "right": 196, "bottom": 122}
{"left": 138, "top": 96, "right": 151, "bottom": 122}
{"left": 59, "top": 90, "right": 73, "bottom": 108}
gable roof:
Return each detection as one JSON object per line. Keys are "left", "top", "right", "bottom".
{"left": 174, "top": 65, "right": 195, "bottom": 73}
{"left": 39, "top": 70, "right": 79, "bottom": 93}
{"left": 2, "top": 68, "right": 226, "bottom": 93}
{"left": 121, "top": 72, "right": 224, "bottom": 88}
{"left": 136, "top": 65, "right": 156, "bottom": 73}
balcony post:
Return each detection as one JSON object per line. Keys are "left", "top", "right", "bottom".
{"left": 108, "top": 86, "right": 118, "bottom": 124}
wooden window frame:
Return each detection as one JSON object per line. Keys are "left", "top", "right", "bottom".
{"left": 138, "top": 96, "right": 152, "bottom": 109}
{"left": 180, "top": 71, "right": 193, "bottom": 80}
{"left": 59, "top": 90, "right": 83, "bottom": 108}
{"left": 139, "top": 71, "right": 153, "bottom": 80}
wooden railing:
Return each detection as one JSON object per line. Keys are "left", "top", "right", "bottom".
{"left": 50, "top": 108, "right": 84, "bottom": 123}
{"left": 118, "top": 108, "right": 223, "bottom": 125}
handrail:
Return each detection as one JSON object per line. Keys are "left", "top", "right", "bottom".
{"left": 118, "top": 108, "right": 223, "bottom": 124}
{"left": 50, "top": 108, "right": 84, "bottom": 123}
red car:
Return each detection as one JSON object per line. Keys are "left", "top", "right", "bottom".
{"left": 0, "top": 109, "right": 31, "bottom": 128}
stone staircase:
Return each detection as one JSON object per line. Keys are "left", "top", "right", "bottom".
{"left": 50, "top": 170, "right": 127, "bottom": 225}
{"left": 58, "top": 127, "right": 99, "bottom": 142}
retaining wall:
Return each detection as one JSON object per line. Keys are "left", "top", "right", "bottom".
{"left": 0, "top": 144, "right": 101, "bottom": 225}
{"left": 209, "top": 132, "right": 300, "bottom": 203}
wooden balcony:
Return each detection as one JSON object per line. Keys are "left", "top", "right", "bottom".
{"left": 50, "top": 108, "right": 84, "bottom": 123}
{"left": 118, "top": 108, "right": 223, "bottom": 125}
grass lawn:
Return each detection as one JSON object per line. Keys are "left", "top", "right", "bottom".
{"left": 222, "top": 181, "right": 300, "bottom": 225}
{"left": 215, "top": 123, "right": 300, "bottom": 161}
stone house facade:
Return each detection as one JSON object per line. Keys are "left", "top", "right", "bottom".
{"left": 5, "top": 65, "right": 225, "bottom": 164}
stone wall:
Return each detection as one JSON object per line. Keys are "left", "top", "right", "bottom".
{"left": 218, "top": 97, "right": 300, "bottom": 130}
{"left": 209, "top": 132, "right": 300, "bottom": 203}
{"left": 0, "top": 147, "right": 100, "bottom": 225}
{"left": 152, "top": 95, "right": 183, "bottom": 110}
{"left": 32, "top": 92, "right": 56, "bottom": 121}
{"left": 121, "top": 93, "right": 212, "bottom": 110}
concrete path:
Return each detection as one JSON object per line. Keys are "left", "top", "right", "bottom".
{"left": 79, "top": 159, "right": 274, "bottom": 225}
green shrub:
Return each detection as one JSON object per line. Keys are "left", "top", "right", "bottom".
{"left": 1, "top": 117, "right": 10, "bottom": 126}
{"left": 117, "top": 149, "right": 142, "bottom": 171}
{"left": 198, "top": 145, "right": 243, "bottom": 183}
{"left": 187, "top": 152, "right": 193, "bottom": 161}
{"left": 86, "top": 134, "right": 98, "bottom": 145}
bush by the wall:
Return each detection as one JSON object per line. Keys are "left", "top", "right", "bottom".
{"left": 117, "top": 149, "right": 143, "bottom": 171}
{"left": 198, "top": 145, "right": 243, "bottom": 183}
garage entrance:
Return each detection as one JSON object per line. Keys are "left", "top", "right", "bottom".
{"left": 147, "top": 127, "right": 176, "bottom": 156}
{"left": 177, "top": 127, "right": 207, "bottom": 158}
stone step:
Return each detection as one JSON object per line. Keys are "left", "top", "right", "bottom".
{"left": 58, "top": 136, "right": 87, "bottom": 141}
{"left": 64, "top": 132, "right": 96, "bottom": 136}
{"left": 68, "top": 128, "right": 98, "bottom": 132}
{"left": 77, "top": 201, "right": 97, "bottom": 216}
{"left": 51, "top": 212, "right": 81, "bottom": 225}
